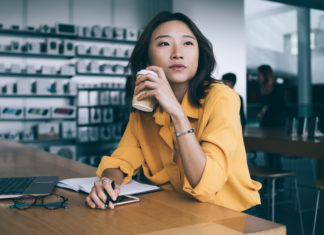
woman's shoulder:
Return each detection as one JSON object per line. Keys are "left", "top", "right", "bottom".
{"left": 206, "top": 81, "right": 239, "bottom": 101}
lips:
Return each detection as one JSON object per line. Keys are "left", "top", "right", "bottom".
{"left": 169, "top": 64, "right": 186, "bottom": 71}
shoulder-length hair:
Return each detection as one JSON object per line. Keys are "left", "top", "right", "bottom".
{"left": 257, "top": 64, "right": 274, "bottom": 86}
{"left": 128, "top": 11, "right": 216, "bottom": 107}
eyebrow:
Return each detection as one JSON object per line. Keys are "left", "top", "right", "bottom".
{"left": 154, "top": 34, "right": 196, "bottom": 40}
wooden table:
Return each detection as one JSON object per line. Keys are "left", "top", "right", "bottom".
{"left": 0, "top": 139, "right": 285, "bottom": 235}
{"left": 243, "top": 126, "right": 324, "bottom": 159}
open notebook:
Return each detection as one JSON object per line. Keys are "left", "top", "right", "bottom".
{"left": 56, "top": 177, "right": 160, "bottom": 196}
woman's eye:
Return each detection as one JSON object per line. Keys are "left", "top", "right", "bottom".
{"left": 184, "top": 41, "right": 193, "bottom": 46}
{"left": 158, "top": 42, "right": 169, "bottom": 46}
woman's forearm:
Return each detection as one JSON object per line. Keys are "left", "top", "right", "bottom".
{"left": 171, "top": 109, "right": 206, "bottom": 188}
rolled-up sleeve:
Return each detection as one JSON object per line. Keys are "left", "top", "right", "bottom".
{"left": 183, "top": 89, "right": 241, "bottom": 201}
{"left": 96, "top": 112, "right": 144, "bottom": 184}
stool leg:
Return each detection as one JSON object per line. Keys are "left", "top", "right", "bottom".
{"left": 294, "top": 178, "right": 304, "bottom": 235}
{"left": 271, "top": 178, "right": 276, "bottom": 221}
{"left": 312, "top": 190, "right": 321, "bottom": 235}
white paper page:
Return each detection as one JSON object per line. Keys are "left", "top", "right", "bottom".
{"left": 57, "top": 177, "right": 160, "bottom": 195}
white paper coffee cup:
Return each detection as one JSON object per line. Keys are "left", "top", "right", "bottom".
{"left": 132, "top": 69, "right": 158, "bottom": 112}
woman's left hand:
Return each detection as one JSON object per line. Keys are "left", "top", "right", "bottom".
{"left": 134, "top": 65, "right": 183, "bottom": 116}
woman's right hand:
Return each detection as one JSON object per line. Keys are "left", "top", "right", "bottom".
{"left": 85, "top": 168, "right": 124, "bottom": 210}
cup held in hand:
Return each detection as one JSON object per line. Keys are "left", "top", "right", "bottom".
{"left": 132, "top": 69, "right": 158, "bottom": 112}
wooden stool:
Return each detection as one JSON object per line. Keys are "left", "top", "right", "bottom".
{"left": 249, "top": 166, "right": 304, "bottom": 235}
{"left": 312, "top": 179, "right": 324, "bottom": 235}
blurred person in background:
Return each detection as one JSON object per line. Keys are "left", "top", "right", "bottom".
{"left": 222, "top": 73, "right": 246, "bottom": 128}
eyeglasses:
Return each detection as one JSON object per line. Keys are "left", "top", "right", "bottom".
{"left": 9, "top": 194, "right": 68, "bottom": 210}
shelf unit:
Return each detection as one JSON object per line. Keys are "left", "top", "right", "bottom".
{"left": 0, "top": 25, "right": 136, "bottom": 164}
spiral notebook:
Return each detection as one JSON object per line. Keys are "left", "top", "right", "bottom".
{"left": 56, "top": 177, "right": 160, "bottom": 196}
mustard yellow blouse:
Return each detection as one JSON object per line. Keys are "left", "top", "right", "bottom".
{"left": 97, "top": 83, "right": 261, "bottom": 211}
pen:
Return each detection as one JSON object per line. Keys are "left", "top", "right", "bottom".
{"left": 105, "top": 181, "right": 115, "bottom": 206}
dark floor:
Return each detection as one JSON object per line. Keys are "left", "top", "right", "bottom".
{"left": 246, "top": 153, "right": 324, "bottom": 235}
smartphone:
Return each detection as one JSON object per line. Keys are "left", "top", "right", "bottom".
{"left": 112, "top": 195, "right": 140, "bottom": 206}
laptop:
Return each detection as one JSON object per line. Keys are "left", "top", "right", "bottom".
{"left": 0, "top": 176, "right": 58, "bottom": 199}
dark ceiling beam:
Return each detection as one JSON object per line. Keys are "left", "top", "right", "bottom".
{"left": 267, "top": 0, "right": 324, "bottom": 11}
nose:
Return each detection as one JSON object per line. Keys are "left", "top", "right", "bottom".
{"left": 171, "top": 44, "right": 183, "bottom": 60}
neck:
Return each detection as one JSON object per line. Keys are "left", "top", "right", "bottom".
{"left": 170, "top": 82, "right": 189, "bottom": 103}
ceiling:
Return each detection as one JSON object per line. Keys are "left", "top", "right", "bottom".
{"left": 268, "top": 0, "right": 324, "bottom": 11}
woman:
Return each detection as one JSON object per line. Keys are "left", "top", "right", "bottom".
{"left": 86, "top": 11, "right": 261, "bottom": 212}
{"left": 257, "top": 65, "right": 286, "bottom": 128}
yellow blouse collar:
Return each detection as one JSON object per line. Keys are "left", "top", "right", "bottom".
{"left": 153, "top": 90, "right": 200, "bottom": 126}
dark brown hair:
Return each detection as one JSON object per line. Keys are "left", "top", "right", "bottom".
{"left": 128, "top": 11, "right": 216, "bottom": 107}
{"left": 257, "top": 64, "right": 274, "bottom": 86}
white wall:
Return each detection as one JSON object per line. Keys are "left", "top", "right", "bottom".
{"left": 173, "top": 0, "right": 247, "bottom": 103}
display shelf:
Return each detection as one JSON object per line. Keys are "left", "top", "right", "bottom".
{"left": 75, "top": 72, "right": 129, "bottom": 77}
{"left": 0, "top": 71, "right": 73, "bottom": 78}
{"left": 0, "top": 28, "right": 137, "bottom": 45}
{"left": 0, "top": 51, "right": 74, "bottom": 59}
{"left": 77, "top": 87, "right": 125, "bottom": 91}
{"left": 20, "top": 139, "right": 76, "bottom": 145}
{"left": 0, "top": 94, "right": 76, "bottom": 98}
{"left": 77, "top": 123, "right": 115, "bottom": 127}
{"left": 76, "top": 54, "right": 130, "bottom": 61}
{"left": 0, "top": 118, "right": 76, "bottom": 121}
{"left": 0, "top": 52, "right": 131, "bottom": 61}
{"left": 77, "top": 104, "right": 123, "bottom": 108}
{"left": 76, "top": 140, "right": 119, "bottom": 146}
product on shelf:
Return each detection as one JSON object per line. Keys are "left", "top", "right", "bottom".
{"left": 38, "top": 24, "right": 51, "bottom": 33}
{"left": 49, "top": 145, "right": 76, "bottom": 160}
{"left": 62, "top": 121, "right": 77, "bottom": 139}
{"left": 10, "top": 41, "right": 20, "bottom": 52}
{"left": 100, "top": 126, "right": 111, "bottom": 140}
{"left": 87, "top": 61, "right": 100, "bottom": 73}
{"left": 100, "top": 91, "right": 109, "bottom": 105}
{"left": 22, "top": 129, "right": 34, "bottom": 140}
{"left": 10, "top": 64, "right": 21, "bottom": 73}
{"left": 88, "top": 127, "right": 99, "bottom": 141}
{"left": 78, "top": 108, "right": 89, "bottom": 124}
{"left": 102, "top": 108, "right": 113, "bottom": 123}
{"left": 26, "top": 107, "right": 50, "bottom": 119}
{"left": 0, "top": 63, "right": 5, "bottom": 72}
{"left": 2, "top": 107, "right": 23, "bottom": 117}
{"left": 45, "top": 38, "right": 61, "bottom": 54}
{"left": 17, "top": 79, "right": 36, "bottom": 94}
{"left": 113, "top": 27, "right": 125, "bottom": 40}
{"left": 77, "top": 91, "right": 88, "bottom": 106}
{"left": 125, "top": 28, "right": 138, "bottom": 41}
{"left": 76, "top": 44, "right": 87, "bottom": 55}
{"left": 76, "top": 60, "right": 87, "bottom": 73}
{"left": 10, "top": 25, "right": 20, "bottom": 30}
{"left": 78, "top": 127, "right": 89, "bottom": 142}
{"left": 100, "top": 47, "right": 113, "bottom": 57}
{"left": 26, "top": 65, "right": 37, "bottom": 74}
{"left": 114, "top": 47, "right": 125, "bottom": 57}
{"left": 59, "top": 64, "right": 75, "bottom": 75}
{"left": 52, "top": 106, "right": 76, "bottom": 118}
{"left": 40, "top": 65, "right": 56, "bottom": 75}
{"left": 87, "top": 45, "right": 100, "bottom": 55}
{"left": 60, "top": 40, "right": 74, "bottom": 56}
{"left": 112, "top": 64, "right": 125, "bottom": 74}
{"left": 54, "top": 23, "right": 77, "bottom": 36}
{"left": 36, "top": 122, "right": 60, "bottom": 140}
{"left": 100, "top": 64, "right": 113, "bottom": 74}
{"left": 90, "top": 108, "right": 101, "bottom": 123}
{"left": 21, "top": 42, "right": 40, "bottom": 53}
{"left": 102, "top": 26, "right": 113, "bottom": 38}
{"left": 82, "top": 26, "right": 91, "bottom": 37}
{"left": 91, "top": 25, "right": 101, "bottom": 38}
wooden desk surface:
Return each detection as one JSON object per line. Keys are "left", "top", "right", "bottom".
{"left": 243, "top": 126, "right": 324, "bottom": 159}
{"left": 0, "top": 139, "right": 286, "bottom": 235}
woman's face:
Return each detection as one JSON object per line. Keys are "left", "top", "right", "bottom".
{"left": 148, "top": 20, "right": 199, "bottom": 86}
